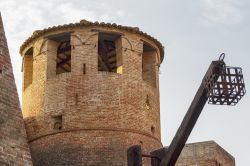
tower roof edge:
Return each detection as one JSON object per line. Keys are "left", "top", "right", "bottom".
{"left": 19, "top": 19, "right": 165, "bottom": 63}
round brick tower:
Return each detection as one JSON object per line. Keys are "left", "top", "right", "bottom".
{"left": 20, "top": 20, "right": 164, "bottom": 165}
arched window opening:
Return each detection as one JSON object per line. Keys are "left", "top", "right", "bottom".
{"left": 56, "top": 41, "right": 71, "bottom": 74}
{"left": 47, "top": 32, "right": 71, "bottom": 75}
{"left": 23, "top": 47, "right": 33, "bottom": 90}
{"left": 142, "top": 42, "right": 156, "bottom": 87}
{"left": 98, "top": 32, "right": 122, "bottom": 74}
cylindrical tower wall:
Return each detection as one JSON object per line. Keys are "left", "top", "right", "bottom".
{"left": 21, "top": 23, "right": 164, "bottom": 165}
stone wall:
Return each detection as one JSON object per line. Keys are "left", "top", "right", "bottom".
{"left": 0, "top": 13, "right": 32, "bottom": 165}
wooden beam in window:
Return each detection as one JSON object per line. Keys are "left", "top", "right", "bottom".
{"left": 56, "top": 55, "right": 71, "bottom": 68}
{"left": 98, "top": 55, "right": 109, "bottom": 71}
{"left": 57, "top": 46, "right": 71, "bottom": 54}
{"left": 99, "top": 40, "right": 112, "bottom": 71}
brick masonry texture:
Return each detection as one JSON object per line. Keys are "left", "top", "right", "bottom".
{"left": 21, "top": 25, "right": 162, "bottom": 165}
{"left": 176, "top": 141, "right": 235, "bottom": 166}
{"left": 0, "top": 14, "right": 32, "bottom": 165}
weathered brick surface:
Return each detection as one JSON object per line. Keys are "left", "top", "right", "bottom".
{"left": 30, "top": 130, "right": 161, "bottom": 165}
{"left": 0, "top": 13, "right": 32, "bottom": 165}
{"left": 21, "top": 25, "right": 162, "bottom": 165}
{"left": 176, "top": 141, "right": 235, "bottom": 166}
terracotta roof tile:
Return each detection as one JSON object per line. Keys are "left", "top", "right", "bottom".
{"left": 20, "top": 20, "right": 164, "bottom": 62}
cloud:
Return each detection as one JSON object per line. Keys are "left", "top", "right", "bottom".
{"left": 1, "top": 0, "right": 126, "bottom": 40}
{"left": 0, "top": 0, "right": 126, "bottom": 101}
{"left": 200, "top": 0, "right": 248, "bottom": 26}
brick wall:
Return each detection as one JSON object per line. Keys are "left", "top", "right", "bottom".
{"left": 176, "top": 141, "right": 235, "bottom": 166}
{"left": 21, "top": 26, "right": 162, "bottom": 165}
{"left": 0, "top": 14, "right": 32, "bottom": 165}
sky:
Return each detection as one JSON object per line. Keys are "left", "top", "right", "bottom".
{"left": 0, "top": 0, "right": 249, "bottom": 165}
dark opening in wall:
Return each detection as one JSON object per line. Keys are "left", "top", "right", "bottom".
{"left": 151, "top": 125, "right": 155, "bottom": 134}
{"left": 48, "top": 33, "right": 71, "bottom": 74}
{"left": 98, "top": 32, "right": 122, "bottom": 73}
{"left": 145, "top": 94, "right": 150, "bottom": 110}
{"left": 142, "top": 42, "right": 156, "bottom": 87}
{"left": 23, "top": 47, "right": 34, "bottom": 90}
{"left": 52, "top": 115, "right": 62, "bottom": 131}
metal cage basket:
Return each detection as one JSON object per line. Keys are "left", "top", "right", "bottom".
{"left": 208, "top": 66, "right": 246, "bottom": 106}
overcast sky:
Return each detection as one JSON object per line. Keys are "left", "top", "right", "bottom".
{"left": 1, "top": 0, "right": 250, "bottom": 165}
